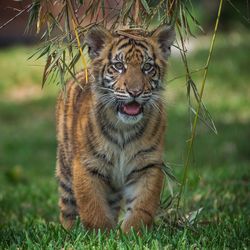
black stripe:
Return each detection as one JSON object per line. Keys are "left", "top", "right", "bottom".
{"left": 97, "top": 120, "right": 121, "bottom": 149}
{"left": 135, "top": 52, "right": 142, "bottom": 62}
{"left": 126, "top": 163, "right": 161, "bottom": 180}
{"left": 155, "top": 64, "right": 161, "bottom": 78}
{"left": 132, "top": 163, "right": 161, "bottom": 174}
{"left": 63, "top": 84, "right": 74, "bottom": 165}
{"left": 59, "top": 180, "right": 73, "bottom": 195}
{"left": 107, "top": 67, "right": 114, "bottom": 74}
{"left": 126, "top": 196, "right": 137, "bottom": 204}
{"left": 118, "top": 42, "right": 132, "bottom": 51}
{"left": 135, "top": 40, "right": 149, "bottom": 48}
{"left": 103, "top": 78, "right": 114, "bottom": 87}
{"left": 96, "top": 103, "right": 148, "bottom": 148}
{"left": 87, "top": 169, "right": 117, "bottom": 192}
{"left": 108, "top": 44, "right": 113, "bottom": 61}
{"left": 72, "top": 87, "right": 84, "bottom": 138}
{"left": 88, "top": 168, "right": 110, "bottom": 184}
{"left": 108, "top": 194, "right": 122, "bottom": 206}
{"left": 72, "top": 87, "right": 85, "bottom": 152}
{"left": 151, "top": 80, "right": 159, "bottom": 88}
{"left": 86, "top": 131, "right": 113, "bottom": 166}
{"left": 95, "top": 106, "right": 147, "bottom": 149}
{"left": 61, "top": 196, "right": 77, "bottom": 207}
{"left": 126, "top": 206, "right": 152, "bottom": 218}
{"left": 59, "top": 152, "right": 72, "bottom": 179}
{"left": 122, "top": 122, "right": 147, "bottom": 147}
{"left": 86, "top": 116, "right": 115, "bottom": 162}
{"left": 101, "top": 64, "right": 106, "bottom": 79}
{"left": 131, "top": 145, "right": 157, "bottom": 160}
{"left": 134, "top": 41, "right": 149, "bottom": 51}
{"left": 150, "top": 111, "right": 161, "bottom": 138}
{"left": 124, "top": 205, "right": 153, "bottom": 219}
{"left": 89, "top": 114, "right": 121, "bottom": 148}
{"left": 151, "top": 69, "right": 156, "bottom": 77}
{"left": 123, "top": 129, "right": 144, "bottom": 146}
{"left": 116, "top": 37, "right": 129, "bottom": 48}
{"left": 74, "top": 86, "right": 83, "bottom": 107}
{"left": 63, "top": 83, "right": 73, "bottom": 139}
{"left": 136, "top": 208, "right": 153, "bottom": 218}
{"left": 125, "top": 46, "right": 134, "bottom": 56}
{"left": 96, "top": 105, "right": 119, "bottom": 133}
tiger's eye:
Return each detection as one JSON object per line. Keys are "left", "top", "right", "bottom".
{"left": 114, "top": 62, "right": 124, "bottom": 70}
{"left": 143, "top": 63, "right": 153, "bottom": 72}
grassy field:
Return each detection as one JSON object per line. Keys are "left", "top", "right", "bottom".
{"left": 0, "top": 31, "right": 249, "bottom": 249}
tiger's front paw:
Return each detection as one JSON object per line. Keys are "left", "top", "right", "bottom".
{"left": 121, "top": 211, "right": 153, "bottom": 234}
{"left": 60, "top": 214, "right": 76, "bottom": 230}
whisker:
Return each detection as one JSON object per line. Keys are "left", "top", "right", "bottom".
{"left": 96, "top": 86, "right": 115, "bottom": 93}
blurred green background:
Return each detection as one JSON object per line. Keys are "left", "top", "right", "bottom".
{"left": 0, "top": 1, "right": 249, "bottom": 248}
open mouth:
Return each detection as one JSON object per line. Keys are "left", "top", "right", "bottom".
{"left": 118, "top": 101, "right": 143, "bottom": 116}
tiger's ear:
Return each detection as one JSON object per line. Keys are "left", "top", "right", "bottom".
{"left": 152, "top": 25, "right": 176, "bottom": 59}
{"left": 85, "top": 26, "right": 112, "bottom": 60}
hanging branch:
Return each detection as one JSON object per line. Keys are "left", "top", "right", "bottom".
{"left": 0, "top": 4, "right": 32, "bottom": 30}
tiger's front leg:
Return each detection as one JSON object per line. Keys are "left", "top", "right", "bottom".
{"left": 72, "top": 158, "right": 116, "bottom": 231}
{"left": 122, "top": 166, "right": 164, "bottom": 233}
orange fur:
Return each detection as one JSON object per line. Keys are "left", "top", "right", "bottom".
{"left": 56, "top": 25, "right": 175, "bottom": 233}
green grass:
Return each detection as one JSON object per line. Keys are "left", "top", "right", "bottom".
{"left": 0, "top": 31, "right": 250, "bottom": 249}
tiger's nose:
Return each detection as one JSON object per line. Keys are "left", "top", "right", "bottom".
{"left": 127, "top": 89, "right": 143, "bottom": 97}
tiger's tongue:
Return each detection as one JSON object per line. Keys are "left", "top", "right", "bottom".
{"left": 122, "top": 102, "right": 141, "bottom": 115}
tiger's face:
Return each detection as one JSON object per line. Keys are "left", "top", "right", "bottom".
{"left": 85, "top": 26, "right": 175, "bottom": 124}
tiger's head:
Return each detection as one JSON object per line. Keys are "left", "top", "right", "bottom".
{"left": 85, "top": 25, "right": 175, "bottom": 125}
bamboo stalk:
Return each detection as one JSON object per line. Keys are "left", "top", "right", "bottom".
{"left": 72, "top": 19, "right": 88, "bottom": 83}
{"left": 176, "top": 0, "right": 224, "bottom": 210}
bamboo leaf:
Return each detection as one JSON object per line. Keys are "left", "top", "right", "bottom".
{"left": 140, "top": 0, "right": 151, "bottom": 14}
{"left": 42, "top": 55, "right": 52, "bottom": 88}
{"left": 46, "top": 50, "right": 64, "bottom": 73}
{"left": 120, "top": 0, "right": 134, "bottom": 24}
{"left": 162, "top": 163, "right": 178, "bottom": 183}
{"left": 60, "top": 59, "right": 81, "bottom": 87}
{"left": 34, "top": 45, "right": 51, "bottom": 60}
{"left": 185, "top": 6, "right": 204, "bottom": 32}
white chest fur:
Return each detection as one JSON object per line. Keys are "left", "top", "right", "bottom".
{"left": 111, "top": 149, "right": 134, "bottom": 188}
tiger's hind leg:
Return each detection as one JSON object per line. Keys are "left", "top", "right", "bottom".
{"left": 56, "top": 155, "right": 78, "bottom": 230}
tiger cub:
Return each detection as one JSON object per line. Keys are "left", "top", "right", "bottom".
{"left": 56, "top": 25, "right": 175, "bottom": 233}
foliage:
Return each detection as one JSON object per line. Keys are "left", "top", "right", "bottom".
{"left": 1, "top": 0, "right": 249, "bottom": 238}
{"left": 25, "top": 0, "right": 204, "bottom": 87}
{"left": 0, "top": 34, "right": 250, "bottom": 247}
